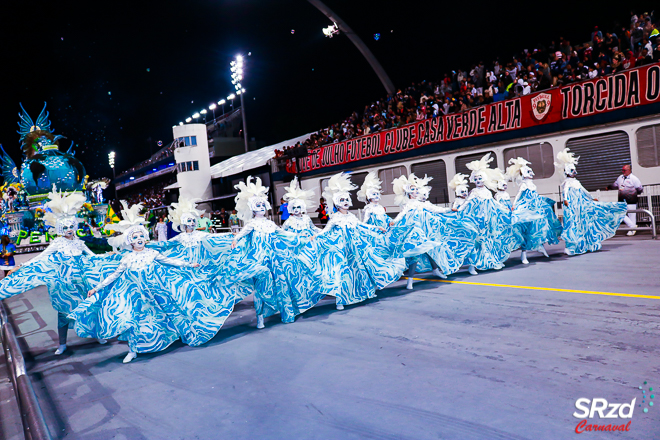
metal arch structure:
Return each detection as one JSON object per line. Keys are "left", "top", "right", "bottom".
{"left": 307, "top": 0, "right": 396, "bottom": 95}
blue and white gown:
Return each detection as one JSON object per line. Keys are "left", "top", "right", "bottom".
{"left": 390, "top": 199, "right": 475, "bottom": 275}
{"left": 362, "top": 203, "right": 391, "bottom": 230}
{"left": 300, "top": 212, "right": 405, "bottom": 306}
{"left": 560, "top": 177, "right": 628, "bottom": 255}
{"left": 494, "top": 191, "right": 524, "bottom": 253}
{"left": 511, "top": 180, "right": 562, "bottom": 252}
{"left": 0, "top": 237, "right": 120, "bottom": 332}
{"left": 69, "top": 249, "right": 232, "bottom": 353}
{"left": 148, "top": 229, "right": 240, "bottom": 310}
{"left": 226, "top": 217, "right": 320, "bottom": 323}
{"left": 282, "top": 215, "right": 322, "bottom": 238}
{"left": 462, "top": 187, "right": 512, "bottom": 270}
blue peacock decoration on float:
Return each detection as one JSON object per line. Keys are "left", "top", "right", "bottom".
{"left": 2, "top": 102, "right": 87, "bottom": 202}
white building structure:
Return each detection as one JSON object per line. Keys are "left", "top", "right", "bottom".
{"left": 171, "top": 124, "right": 212, "bottom": 209}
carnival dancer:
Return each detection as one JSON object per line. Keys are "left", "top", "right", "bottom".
{"left": 149, "top": 197, "right": 239, "bottom": 313}
{"left": 68, "top": 203, "right": 230, "bottom": 364}
{"left": 410, "top": 175, "right": 477, "bottom": 286}
{"left": 506, "top": 157, "right": 562, "bottom": 264}
{"left": 491, "top": 168, "right": 524, "bottom": 255}
{"left": 462, "top": 153, "right": 512, "bottom": 274}
{"left": 358, "top": 171, "right": 390, "bottom": 230}
{"left": 229, "top": 176, "right": 320, "bottom": 329}
{"left": 300, "top": 173, "right": 405, "bottom": 307}
{"left": 281, "top": 177, "right": 322, "bottom": 237}
{"left": 0, "top": 186, "right": 115, "bottom": 355}
{"left": 150, "top": 198, "right": 235, "bottom": 277}
{"left": 555, "top": 149, "right": 628, "bottom": 256}
{"left": 449, "top": 173, "right": 470, "bottom": 212}
{"left": 385, "top": 174, "right": 445, "bottom": 289}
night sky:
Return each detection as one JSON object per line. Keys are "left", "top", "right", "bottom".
{"left": 2, "top": 1, "right": 653, "bottom": 178}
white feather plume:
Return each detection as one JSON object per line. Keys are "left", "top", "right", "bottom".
{"left": 168, "top": 197, "right": 205, "bottom": 232}
{"left": 466, "top": 152, "right": 495, "bottom": 182}
{"left": 391, "top": 173, "right": 419, "bottom": 206}
{"left": 356, "top": 171, "right": 382, "bottom": 203}
{"left": 283, "top": 177, "right": 315, "bottom": 213}
{"left": 486, "top": 168, "right": 507, "bottom": 191}
{"left": 554, "top": 148, "right": 579, "bottom": 169}
{"left": 43, "top": 185, "right": 87, "bottom": 232}
{"left": 322, "top": 172, "right": 357, "bottom": 212}
{"left": 506, "top": 157, "right": 531, "bottom": 185}
{"left": 103, "top": 201, "right": 148, "bottom": 248}
{"left": 448, "top": 173, "right": 469, "bottom": 191}
{"left": 234, "top": 176, "right": 270, "bottom": 222}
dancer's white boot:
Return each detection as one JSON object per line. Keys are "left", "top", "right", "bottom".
{"left": 256, "top": 315, "right": 265, "bottom": 329}
{"left": 123, "top": 351, "right": 137, "bottom": 363}
{"left": 521, "top": 251, "right": 529, "bottom": 265}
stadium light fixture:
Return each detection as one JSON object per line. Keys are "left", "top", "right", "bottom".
{"left": 231, "top": 54, "right": 249, "bottom": 153}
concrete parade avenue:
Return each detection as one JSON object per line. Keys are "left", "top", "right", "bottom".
{"left": 0, "top": 235, "right": 658, "bottom": 440}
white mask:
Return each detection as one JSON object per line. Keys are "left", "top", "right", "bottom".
{"left": 456, "top": 186, "right": 468, "bottom": 198}
{"left": 337, "top": 196, "right": 351, "bottom": 211}
{"left": 253, "top": 200, "right": 267, "bottom": 217}
{"left": 367, "top": 189, "right": 381, "bottom": 203}
{"left": 61, "top": 222, "right": 76, "bottom": 238}
{"left": 564, "top": 164, "right": 577, "bottom": 177}
{"left": 521, "top": 166, "right": 535, "bottom": 179}
{"left": 290, "top": 202, "right": 304, "bottom": 217}
{"left": 129, "top": 230, "right": 147, "bottom": 250}
{"left": 407, "top": 185, "right": 419, "bottom": 199}
{"left": 473, "top": 173, "right": 485, "bottom": 187}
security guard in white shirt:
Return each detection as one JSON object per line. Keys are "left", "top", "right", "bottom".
{"left": 612, "top": 164, "right": 643, "bottom": 235}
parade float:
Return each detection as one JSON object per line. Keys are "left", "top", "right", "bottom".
{"left": 0, "top": 103, "right": 114, "bottom": 253}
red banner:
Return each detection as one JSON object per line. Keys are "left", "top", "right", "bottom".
{"left": 287, "top": 63, "right": 660, "bottom": 174}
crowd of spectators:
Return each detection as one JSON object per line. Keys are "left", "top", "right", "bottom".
{"left": 117, "top": 178, "right": 175, "bottom": 210}
{"left": 276, "top": 10, "right": 659, "bottom": 157}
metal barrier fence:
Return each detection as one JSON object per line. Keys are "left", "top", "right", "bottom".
{"left": 0, "top": 302, "right": 52, "bottom": 440}
{"left": 618, "top": 209, "right": 658, "bottom": 239}
{"left": 637, "top": 184, "right": 660, "bottom": 224}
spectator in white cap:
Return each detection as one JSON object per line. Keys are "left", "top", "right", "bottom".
{"left": 522, "top": 81, "right": 531, "bottom": 95}
{"left": 612, "top": 164, "right": 643, "bottom": 235}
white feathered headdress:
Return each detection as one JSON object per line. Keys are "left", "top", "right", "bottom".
{"left": 487, "top": 168, "right": 508, "bottom": 192}
{"left": 322, "top": 172, "right": 357, "bottom": 212}
{"left": 357, "top": 171, "right": 382, "bottom": 203}
{"left": 448, "top": 173, "right": 469, "bottom": 196}
{"left": 104, "top": 201, "right": 149, "bottom": 248}
{"left": 506, "top": 157, "right": 532, "bottom": 185}
{"left": 392, "top": 173, "right": 420, "bottom": 206}
{"left": 283, "top": 177, "right": 315, "bottom": 214}
{"left": 415, "top": 174, "right": 433, "bottom": 199}
{"left": 554, "top": 148, "right": 579, "bottom": 176}
{"left": 168, "top": 197, "right": 205, "bottom": 232}
{"left": 234, "top": 176, "right": 271, "bottom": 222}
{"left": 465, "top": 153, "right": 495, "bottom": 183}
{"left": 43, "top": 185, "right": 86, "bottom": 235}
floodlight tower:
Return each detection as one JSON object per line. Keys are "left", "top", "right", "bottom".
{"left": 231, "top": 55, "right": 249, "bottom": 153}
